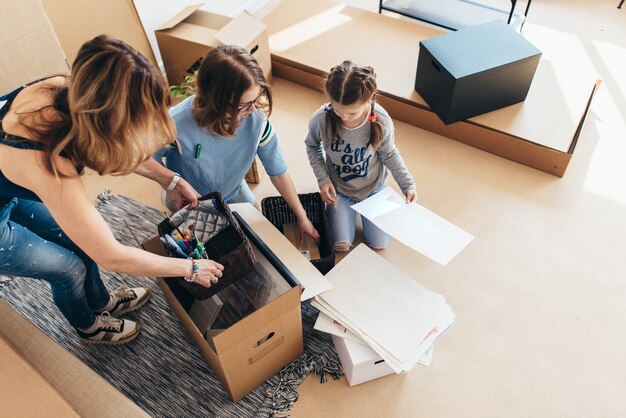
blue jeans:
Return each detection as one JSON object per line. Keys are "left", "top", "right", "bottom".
{"left": 326, "top": 186, "right": 390, "bottom": 250}
{"left": 0, "top": 198, "right": 109, "bottom": 329}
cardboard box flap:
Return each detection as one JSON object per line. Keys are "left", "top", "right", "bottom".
{"left": 185, "top": 10, "right": 232, "bottom": 29}
{"left": 156, "top": 3, "right": 204, "bottom": 31}
{"left": 214, "top": 12, "right": 267, "bottom": 48}
{"left": 162, "top": 22, "right": 220, "bottom": 46}
{"left": 211, "top": 285, "right": 300, "bottom": 354}
{"left": 245, "top": 0, "right": 283, "bottom": 20}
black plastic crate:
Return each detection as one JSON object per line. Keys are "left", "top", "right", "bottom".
{"left": 261, "top": 193, "right": 335, "bottom": 274}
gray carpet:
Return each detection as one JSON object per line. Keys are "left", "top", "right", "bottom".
{"left": 0, "top": 192, "right": 341, "bottom": 417}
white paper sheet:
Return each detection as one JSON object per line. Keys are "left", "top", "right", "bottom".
{"left": 314, "top": 311, "right": 437, "bottom": 366}
{"left": 314, "top": 245, "right": 455, "bottom": 372}
{"left": 350, "top": 187, "right": 474, "bottom": 266}
{"left": 313, "top": 296, "right": 453, "bottom": 372}
{"left": 314, "top": 311, "right": 363, "bottom": 343}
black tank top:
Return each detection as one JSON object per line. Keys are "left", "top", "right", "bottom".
{"left": 0, "top": 85, "right": 44, "bottom": 204}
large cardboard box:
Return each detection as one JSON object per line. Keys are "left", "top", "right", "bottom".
{"left": 0, "top": 0, "right": 69, "bottom": 93}
{"left": 142, "top": 208, "right": 303, "bottom": 402}
{"left": 262, "top": 0, "right": 600, "bottom": 177}
{"left": 416, "top": 20, "right": 542, "bottom": 125}
{"left": 155, "top": 4, "right": 272, "bottom": 87}
{"left": 0, "top": 335, "right": 79, "bottom": 417}
{"left": 331, "top": 334, "right": 395, "bottom": 386}
{"left": 41, "top": 0, "right": 156, "bottom": 66}
{"left": 1, "top": 0, "right": 158, "bottom": 93}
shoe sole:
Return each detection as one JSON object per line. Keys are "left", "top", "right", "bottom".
{"left": 110, "top": 288, "right": 151, "bottom": 318}
{"left": 79, "top": 323, "right": 141, "bottom": 345}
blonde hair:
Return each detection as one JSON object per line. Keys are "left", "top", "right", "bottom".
{"left": 324, "top": 61, "right": 383, "bottom": 150}
{"left": 21, "top": 35, "right": 176, "bottom": 176}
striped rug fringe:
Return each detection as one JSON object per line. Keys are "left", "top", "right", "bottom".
{"left": 255, "top": 351, "right": 343, "bottom": 417}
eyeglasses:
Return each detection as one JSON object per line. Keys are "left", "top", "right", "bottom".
{"left": 237, "top": 90, "right": 266, "bottom": 115}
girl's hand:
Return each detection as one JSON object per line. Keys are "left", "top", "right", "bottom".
{"left": 167, "top": 178, "right": 202, "bottom": 210}
{"left": 320, "top": 183, "right": 337, "bottom": 206}
{"left": 298, "top": 217, "right": 320, "bottom": 244}
{"left": 194, "top": 259, "right": 225, "bottom": 288}
{"left": 406, "top": 189, "right": 417, "bottom": 203}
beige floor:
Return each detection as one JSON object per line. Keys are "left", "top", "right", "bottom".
{"left": 83, "top": 1, "right": 626, "bottom": 416}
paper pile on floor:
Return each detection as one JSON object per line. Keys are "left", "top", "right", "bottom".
{"left": 312, "top": 244, "right": 454, "bottom": 385}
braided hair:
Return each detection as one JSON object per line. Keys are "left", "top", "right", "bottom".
{"left": 323, "top": 60, "right": 382, "bottom": 149}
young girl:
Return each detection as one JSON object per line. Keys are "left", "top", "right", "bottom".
{"left": 147, "top": 45, "right": 319, "bottom": 243}
{"left": 305, "top": 61, "right": 417, "bottom": 251}
{"left": 0, "top": 36, "right": 223, "bottom": 345}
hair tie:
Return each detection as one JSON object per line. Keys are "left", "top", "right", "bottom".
{"left": 324, "top": 103, "right": 332, "bottom": 112}
{"left": 368, "top": 112, "right": 377, "bottom": 123}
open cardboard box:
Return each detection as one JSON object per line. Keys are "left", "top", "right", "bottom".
{"left": 142, "top": 209, "right": 303, "bottom": 402}
{"left": 155, "top": 3, "right": 272, "bottom": 87}
{"left": 263, "top": 0, "right": 601, "bottom": 177}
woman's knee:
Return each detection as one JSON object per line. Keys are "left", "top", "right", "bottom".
{"left": 333, "top": 241, "right": 351, "bottom": 252}
{"left": 49, "top": 258, "right": 88, "bottom": 291}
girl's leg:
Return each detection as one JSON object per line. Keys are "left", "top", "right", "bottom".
{"left": 361, "top": 185, "right": 391, "bottom": 250}
{"left": 326, "top": 193, "right": 356, "bottom": 252}
{"left": 362, "top": 215, "right": 390, "bottom": 250}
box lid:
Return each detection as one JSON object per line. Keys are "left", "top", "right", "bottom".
{"left": 156, "top": 3, "right": 204, "bottom": 31}
{"left": 419, "top": 20, "right": 541, "bottom": 79}
{"left": 214, "top": 12, "right": 267, "bottom": 47}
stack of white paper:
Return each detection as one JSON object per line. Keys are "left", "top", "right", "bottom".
{"left": 312, "top": 244, "right": 454, "bottom": 373}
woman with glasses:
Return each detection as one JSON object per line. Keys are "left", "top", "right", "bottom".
{"left": 146, "top": 45, "right": 319, "bottom": 242}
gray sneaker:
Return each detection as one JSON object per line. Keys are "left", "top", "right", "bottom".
{"left": 95, "top": 287, "right": 151, "bottom": 318}
{"left": 77, "top": 313, "right": 140, "bottom": 345}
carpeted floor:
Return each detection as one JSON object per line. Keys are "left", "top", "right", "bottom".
{"left": 0, "top": 192, "right": 341, "bottom": 417}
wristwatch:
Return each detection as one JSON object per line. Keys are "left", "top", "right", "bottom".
{"left": 167, "top": 172, "right": 181, "bottom": 191}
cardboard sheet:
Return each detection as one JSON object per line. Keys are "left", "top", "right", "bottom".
{"left": 351, "top": 187, "right": 474, "bottom": 265}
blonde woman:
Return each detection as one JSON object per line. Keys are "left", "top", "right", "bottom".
{"left": 0, "top": 35, "right": 223, "bottom": 345}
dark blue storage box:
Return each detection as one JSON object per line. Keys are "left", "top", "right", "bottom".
{"left": 415, "top": 20, "right": 542, "bottom": 125}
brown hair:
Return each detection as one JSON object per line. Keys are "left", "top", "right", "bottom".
{"left": 19, "top": 35, "right": 176, "bottom": 176}
{"left": 193, "top": 45, "right": 272, "bottom": 137}
{"left": 324, "top": 60, "right": 383, "bottom": 149}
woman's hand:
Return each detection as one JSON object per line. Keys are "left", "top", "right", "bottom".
{"left": 406, "top": 189, "right": 417, "bottom": 203}
{"left": 167, "top": 177, "right": 201, "bottom": 210}
{"left": 190, "top": 259, "right": 225, "bottom": 288}
{"left": 298, "top": 216, "right": 320, "bottom": 244}
{"left": 320, "top": 183, "right": 337, "bottom": 206}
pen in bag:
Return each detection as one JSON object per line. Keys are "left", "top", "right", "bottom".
{"left": 196, "top": 241, "right": 209, "bottom": 259}
{"left": 161, "top": 235, "right": 189, "bottom": 259}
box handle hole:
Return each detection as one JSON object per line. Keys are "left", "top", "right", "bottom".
{"left": 250, "top": 44, "right": 259, "bottom": 55}
{"left": 253, "top": 331, "right": 274, "bottom": 348}
{"left": 431, "top": 60, "right": 441, "bottom": 72}
{"left": 374, "top": 359, "right": 385, "bottom": 365}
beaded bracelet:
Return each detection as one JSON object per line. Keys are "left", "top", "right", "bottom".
{"left": 185, "top": 259, "right": 200, "bottom": 283}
